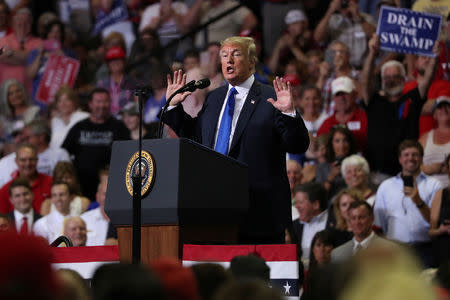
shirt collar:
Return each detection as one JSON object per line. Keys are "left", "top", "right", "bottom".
{"left": 14, "top": 209, "right": 33, "bottom": 221}
{"left": 395, "top": 172, "right": 427, "bottom": 181}
{"left": 353, "top": 231, "right": 375, "bottom": 250}
{"left": 301, "top": 209, "right": 328, "bottom": 224}
{"left": 228, "top": 75, "right": 254, "bottom": 96}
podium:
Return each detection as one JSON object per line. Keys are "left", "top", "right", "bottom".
{"left": 105, "top": 138, "right": 249, "bottom": 263}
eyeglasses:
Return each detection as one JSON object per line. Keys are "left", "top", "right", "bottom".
{"left": 332, "top": 124, "right": 348, "bottom": 130}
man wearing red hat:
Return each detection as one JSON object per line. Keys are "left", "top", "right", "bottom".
{"left": 97, "top": 46, "right": 133, "bottom": 116}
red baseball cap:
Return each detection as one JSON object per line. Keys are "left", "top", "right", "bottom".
{"left": 105, "top": 46, "right": 126, "bottom": 61}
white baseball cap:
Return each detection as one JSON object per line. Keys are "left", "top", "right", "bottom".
{"left": 331, "top": 76, "right": 355, "bottom": 95}
{"left": 285, "top": 9, "right": 307, "bottom": 25}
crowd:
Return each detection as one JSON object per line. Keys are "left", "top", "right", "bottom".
{"left": 0, "top": 0, "right": 448, "bottom": 299}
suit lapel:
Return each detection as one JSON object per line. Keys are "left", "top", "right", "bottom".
{"left": 229, "top": 81, "right": 261, "bottom": 152}
{"left": 202, "top": 86, "right": 228, "bottom": 148}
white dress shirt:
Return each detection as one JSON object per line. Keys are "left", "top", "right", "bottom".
{"left": 301, "top": 210, "right": 329, "bottom": 260}
{"left": 13, "top": 209, "right": 34, "bottom": 233}
{"left": 33, "top": 210, "right": 73, "bottom": 244}
{"left": 352, "top": 231, "right": 375, "bottom": 253}
{"left": 81, "top": 208, "right": 109, "bottom": 246}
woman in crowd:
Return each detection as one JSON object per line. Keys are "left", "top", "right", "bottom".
{"left": 295, "top": 85, "right": 328, "bottom": 136}
{"left": 0, "top": 79, "right": 40, "bottom": 140}
{"left": 429, "top": 154, "right": 450, "bottom": 266}
{"left": 420, "top": 99, "right": 450, "bottom": 187}
{"left": 341, "top": 154, "right": 376, "bottom": 205}
{"left": 40, "top": 161, "right": 90, "bottom": 216}
{"left": 50, "top": 85, "right": 89, "bottom": 148}
{"left": 316, "top": 125, "right": 357, "bottom": 199}
{"left": 332, "top": 188, "right": 363, "bottom": 245}
{"left": 26, "top": 19, "right": 76, "bottom": 108}
{"left": 308, "top": 230, "right": 334, "bottom": 272}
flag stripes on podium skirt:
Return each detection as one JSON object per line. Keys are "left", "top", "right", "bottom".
{"left": 182, "top": 244, "right": 300, "bottom": 300}
{"left": 51, "top": 245, "right": 120, "bottom": 279}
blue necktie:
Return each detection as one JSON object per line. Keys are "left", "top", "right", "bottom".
{"left": 215, "top": 87, "right": 237, "bottom": 155}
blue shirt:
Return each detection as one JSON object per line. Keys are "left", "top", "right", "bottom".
{"left": 374, "top": 172, "right": 443, "bottom": 243}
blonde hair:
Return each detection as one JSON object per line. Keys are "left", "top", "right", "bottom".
{"left": 53, "top": 85, "right": 79, "bottom": 110}
{"left": 333, "top": 188, "right": 364, "bottom": 230}
{"left": 221, "top": 36, "right": 258, "bottom": 70}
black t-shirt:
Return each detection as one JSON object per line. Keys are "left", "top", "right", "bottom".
{"left": 62, "top": 117, "right": 130, "bottom": 199}
{"left": 364, "top": 88, "right": 425, "bottom": 175}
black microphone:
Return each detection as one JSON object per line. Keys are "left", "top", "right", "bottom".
{"left": 194, "top": 78, "right": 210, "bottom": 90}
{"left": 177, "top": 80, "right": 196, "bottom": 93}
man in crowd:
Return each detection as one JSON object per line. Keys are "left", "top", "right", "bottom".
{"left": 33, "top": 181, "right": 74, "bottom": 244}
{"left": 374, "top": 140, "right": 443, "bottom": 267}
{"left": 0, "top": 120, "right": 70, "bottom": 187}
{"left": 0, "top": 144, "right": 52, "bottom": 214}
{"left": 81, "top": 180, "right": 117, "bottom": 246}
{"left": 7, "top": 178, "right": 41, "bottom": 234}
{"left": 161, "top": 36, "right": 309, "bottom": 243}
{"left": 361, "top": 34, "right": 439, "bottom": 181}
{"left": 287, "top": 159, "right": 303, "bottom": 220}
{"left": 317, "top": 76, "right": 367, "bottom": 152}
{"left": 331, "top": 201, "right": 392, "bottom": 262}
{"left": 314, "top": 0, "right": 376, "bottom": 69}
{"left": 292, "top": 182, "right": 331, "bottom": 260}
{"left": 62, "top": 87, "right": 130, "bottom": 200}
{"left": 63, "top": 216, "right": 87, "bottom": 247}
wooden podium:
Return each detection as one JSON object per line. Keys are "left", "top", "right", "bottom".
{"left": 105, "top": 138, "right": 249, "bottom": 264}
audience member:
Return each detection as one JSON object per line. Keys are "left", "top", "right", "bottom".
{"left": 0, "top": 120, "right": 70, "bottom": 186}
{"left": 229, "top": 254, "right": 270, "bottom": 283}
{"left": 0, "top": 2, "right": 9, "bottom": 39}
{"left": 316, "top": 125, "right": 357, "bottom": 197}
{"left": 94, "top": 31, "right": 127, "bottom": 84}
{"left": 150, "top": 257, "right": 199, "bottom": 300}
{"left": 55, "top": 269, "right": 91, "bottom": 300}
{"left": 92, "top": 263, "right": 165, "bottom": 300}
{"left": 0, "top": 143, "right": 52, "bottom": 214}
{"left": 50, "top": 85, "right": 90, "bottom": 148}
{"left": 33, "top": 181, "right": 75, "bottom": 243}
{"left": 332, "top": 188, "right": 361, "bottom": 233}
{"left": 332, "top": 201, "right": 393, "bottom": 263}
{"left": 268, "top": 9, "right": 312, "bottom": 75}
{"left": 186, "top": 0, "right": 258, "bottom": 50}
{"left": 341, "top": 154, "right": 375, "bottom": 204}
{"left": 199, "top": 42, "right": 225, "bottom": 92}
{"left": 190, "top": 263, "right": 230, "bottom": 300}
{"left": 419, "top": 99, "right": 450, "bottom": 186}
{"left": 213, "top": 280, "right": 283, "bottom": 300}
{"left": 317, "top": 41, "right": 361, "bottom": 113}
{"left": 63, "top": 216, "right": 87, "bottom": 247}
{"left": 0, "top": 231, "right": 57, "bottom": 300}
{"left": 40, "top": 161, "right": 90, "bottom": 216}
{"left": 62, "top": 87, "right": 130, "bottom": 200}
{"left": 143, "top": 63, "right": 171, "bottom": 124}
{"left": 308, "top": 229, "right": 334, "bottom": 272}
{"left": 429, "top": 154, "right": 450, "bottom": 266}
{"left": 287, "top": 159, "right": 302, "bottom": 220}
{"left": 0, "top": 8, "right": 42, "bottom": 92}
{"left": 374, "top": 140, "right": 443, "bottom": 267}
{"left": 183, "top": 49, "right": 200, "bottom": 72}
{"left": 0, "top": 78, "right": 40, "bottom": 143}
{"left": 121, "top": 102, "right": 154, "bottom": 139}
{"left": 292, "top": 182, "right": 334, "bottom": 261}
{"left": 7, "top": 178, "right": 41, "bottom": 234}
{"left": 0, "top": 213, "right": 11, "bottom": 232}
{"left": 317, "top": 76, "right": 367, "bottom": 152}
{"left": 81, "top": 179, "right": 118, "bottom": 246}
{"left": 361, "top": 34, "right": 439, "bottom": 180}
{"left": 314, "top": 0, "right": 376, "bottom": 69}
{"left": 26, "top": 19, "right": 77, "bottom": 109}
{"left": 97, "top": 45, "right": 133, "bottom": 116}
{"left": 296, "top": 85, "right": 327, "bottom": 136}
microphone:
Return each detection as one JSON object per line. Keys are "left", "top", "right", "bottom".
{"left": 176, "top": 80, "right": 196, "bottom": 93}
{"left": 194, "top": 78, "right": 210, "bottom": 90}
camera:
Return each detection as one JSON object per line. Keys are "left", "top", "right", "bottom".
{"left": 341, "top": 0, "right": 349, "bottom": 9}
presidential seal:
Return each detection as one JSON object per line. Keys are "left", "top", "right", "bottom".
{"left": 125, "top": 150, "right": 155, "bottom": 196}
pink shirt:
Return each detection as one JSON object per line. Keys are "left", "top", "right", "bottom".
{"left": 0, "top": 33, "right": 42, "bottom": 92}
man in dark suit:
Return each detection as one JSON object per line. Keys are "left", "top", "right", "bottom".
{"left": 162, "top": 36, "right": 309, "bottom": 243}
{"left": 7, "top": 178, "right": 42, "bottom": 234}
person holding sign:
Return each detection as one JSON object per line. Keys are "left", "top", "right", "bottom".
{"left": 361, "top": 33, "right": 440, "bottom": 182}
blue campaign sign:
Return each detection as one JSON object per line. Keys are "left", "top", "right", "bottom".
{"left": 376, "top": 6, "right": 442, "bottom": 57}
{"left": 92, "top": 0, "right": 128, "bottom": 36}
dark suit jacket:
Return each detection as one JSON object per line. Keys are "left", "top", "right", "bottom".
{"left": 8, "top": 210, "right": 42, "bottom": 231}
{"left": 162, "top": 80, "right": 309, "bottom": 239}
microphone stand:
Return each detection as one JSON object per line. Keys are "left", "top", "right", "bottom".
{"left": 132, "top": 87, "right": 149, "bottom": 264}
